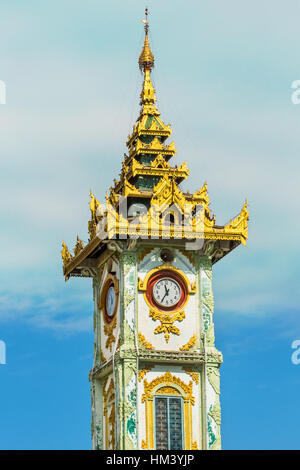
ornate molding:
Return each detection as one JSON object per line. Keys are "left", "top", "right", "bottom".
{"left": 183, "top": 367, "right": 199, "bottom": 384}
{"left": 137, "top": 247, "right": 153, "bottom": 264}
{"left": 138, "top": 265, "right": 195, "bottom": 294}
{"left": 61, "top": 241, "right": 73, "bottom": 268}
{"left": 141, "top": 371, "right": 195, "bottom": 450}
{"left": 80, "top": 267, "right": 97, "bottom": 277}
{"left": 206, "top": 347, "right": 223, "bottom": 364}
{"left": 149, "top": 308, "right": 185, "bottom": 343}
{"left": 103, "top": 315, "right": 117, "bottom": 352}
{"left": 156, "top": 386, "right": 180, "bottom": 395}
{"left": 142, "top": 371, "right": 194, "bottom": 404}
{"left": 207, "top": 366, "right": 220, "bottom": 395}
{"left": 103, "top": 377, "right": 115, "bottom": 403}
{"left": 103, "top": 378, "right": 115, "bottom": 450}
{"left": 180, "top": 334, "right": 197, "bottom": 351}
{"left": 138, "top": 332, "right": 155, "bottom": 350}
{"left": 209, "top": 401, "right": 221, "bottom": 426}
{"left": 98, "top": 273, "right": 119, "bottom": 351}
{"left": 138, "top": 366, "right": 154, "bottom": 382}
{"left": 101, "top": 349, "right": 107, "bottom": 364}
{"left": 74, "top": 235, "right": 84, "bottom": 256}
{"left": 139, "top": 265, "right": 195, "bottom": 343}
{"left": 177, "top": 249, "right": 196, "bottom": 267}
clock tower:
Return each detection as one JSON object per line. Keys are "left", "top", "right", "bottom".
{"left": 61, "top": 11, "right": 249, "bottom": 451}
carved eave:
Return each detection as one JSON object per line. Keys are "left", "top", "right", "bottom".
{"left": 108, "top": 186, "right": 153, "bottom": 210}
{"left": 62, "top": 198, "right": 248, "bottom": 279}
{"left": 62, "top": 236, "right": 102, "bottom": 281}
{"left": 111, "top": 158, "right": 188, "bottom": 196}
{"left": 126, "top": 118, "right": 172, "bottom": 148}
{"left": 223, "top": 201, "right": 249, "bottom": 246}
{"left": 133, "top": 166, "right": 187, "bottom": 183}
{"left": 129, "top": 137, "right": 176, "bottom": 160}
{"left": 119, "top": 157, "right": 189, "bottom": 185}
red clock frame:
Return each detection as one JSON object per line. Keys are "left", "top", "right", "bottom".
{"left": 98, "top": 274, "right": 119, "bottom": 324}
{"left": 145, "top": 269, "right": 188, "bottom": 312}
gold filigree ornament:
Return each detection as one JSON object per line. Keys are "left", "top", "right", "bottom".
{"left": 149, "top": 308, "right": 185, "bottom": 342}
{"left": 98, "top": 274, "right": 119, "bottom": 351}
{"left": 61, "top": 240, "right": 72, "bottom": 267}
{"left": 73, "top": 235, "right": 84, "bottom": 256}
{"left": 100, "top": 349, "right": 107, "bottom": 364}
{"left": 179, "top": 334, "right": 197, "bottom": 351}
{"left": 103, "top": 316, "right": 117, "bottom": 352}
{"left": 103, "top": 378, "right": 115, "bottom": 449}
{"left": 138, "top": 365, "right": 154, "bottom": 382}
{"left": 138, "top": 332, "right": 155, "bottom": 350}
{"left": 183, "top": 367, "right": 200, "bottom": 384}
{"left": 137, "top": 247, "right": 154, "bottom": 264}
{"left": 141, "top": 371, "right": 196, "bottom": 450}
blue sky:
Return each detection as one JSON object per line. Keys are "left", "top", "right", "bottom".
{"left": 1, "top": 0, "right": 300, "bottom": 449}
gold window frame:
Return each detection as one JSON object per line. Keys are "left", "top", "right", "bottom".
{"left": 141, "top": 371, "right": 197, "bottom": 450}
{"left": 103, "top": 378, "right": 115, "bottom": 450}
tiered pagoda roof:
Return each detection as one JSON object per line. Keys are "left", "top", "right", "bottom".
{"left": 61, "top": 16, "right": 249, "bottom": 280}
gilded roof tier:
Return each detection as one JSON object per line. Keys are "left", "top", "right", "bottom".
{"left": 61, "top": 13, "right": 249, "bottom": 280}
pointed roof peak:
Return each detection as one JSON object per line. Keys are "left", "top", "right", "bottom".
{"left": 139, "top": 8, "right": 154, "bottom": 73}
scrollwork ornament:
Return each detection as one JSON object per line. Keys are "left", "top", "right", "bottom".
{"left": 179, "top": 334, "right": 197, "bottom": 351}
{"left": 74, "top": 235, "right": 84, "bottom": 256}
{"left": 207, "top": 366, "right": 220, "bottom": 395}
{"left": 149, "top": 308, "right": 185, "bottom": 342}
{"left": 138, "top": 332, "right": 155, "bottom": 350}
{"left": 208, "top": 401, "right": 221, "bottom": 426}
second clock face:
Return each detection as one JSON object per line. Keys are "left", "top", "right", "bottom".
{"left": 152, "top": 277, "right": 182, "bottom": 308}
{"left": 106, "top": 285, "right": 116, "bottom": 318}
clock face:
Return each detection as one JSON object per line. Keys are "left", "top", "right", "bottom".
{"left": 152, "top": 277, "right": 182, "bottom": 308}
{"left": 106, "top": 285, "right": 116, "bottom": 318}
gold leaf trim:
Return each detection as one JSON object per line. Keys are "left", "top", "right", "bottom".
{"left": 179, "top": 334, "right": 197, "bottom": 351}
{"left": 183, "top": 367, "right": 199, "bottom": 384}
{"left": 141, "top": 371, "right": 195, "bottom": 450}
{"left": 101, "top": 349, "right": 107, "bottom": 363}
{"left": 149, "top": 308, "right": 185, "bottom": 343}
{"left": 141, "top": 439, "right": 148, "bottom": 449}
{"left": 104, "top": 315, "right": 117, "bottom": 352}
{"left": 142, "top": 371, "right": 194, "bottom": 404}
{"left": 177, "top": 249, "right": 196, "bottom": 267}
{"left": 138, "top": 366, "right": 154, "bottom": 382}
{"left": 61, "top": 240, "right": 72, "bottom": 267}
{"left": 74, "top": 236, "right": 84, "bottom": 256}
{"left": 138, "top": 332, "right": 155, "bottom": 350}
{"left": 156, "top": 386, "right": 180, "bottom": 395}
{"left": 138, "top": 247, "right": 153, "bottom": 264}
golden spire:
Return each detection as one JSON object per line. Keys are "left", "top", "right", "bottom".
{"left": 139, "top": 8, "right": 154, "bottom": 73}
{"left": 138, "top": 9, "right": 157, "bottom": 112}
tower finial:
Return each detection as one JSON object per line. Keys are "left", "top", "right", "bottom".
{"left": 145, "top": 7, "right": 149, "bottom": 33}
{"left": 139, "top": 7, "right": 154, "bottom": 73}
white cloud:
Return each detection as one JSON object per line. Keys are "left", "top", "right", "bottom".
{"left": 1, "top": 0, "right": 300, "bottom": 332}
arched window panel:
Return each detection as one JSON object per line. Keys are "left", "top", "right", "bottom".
{"left": 155, "top": 396, "right": 183, "bottom": 450}
{"left": 141, "top": 372, "right": 197, "bottom": 450}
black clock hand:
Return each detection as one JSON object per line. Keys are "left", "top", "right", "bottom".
{"left": 161, "top": 286, "right": 170, "bottom": 302}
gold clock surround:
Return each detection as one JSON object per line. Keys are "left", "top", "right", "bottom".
{"left": 138, "top": 265, "right": 196, "bottom": 342}
{"left": 98, "top": 273, "right": 119, "bottom": 351}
